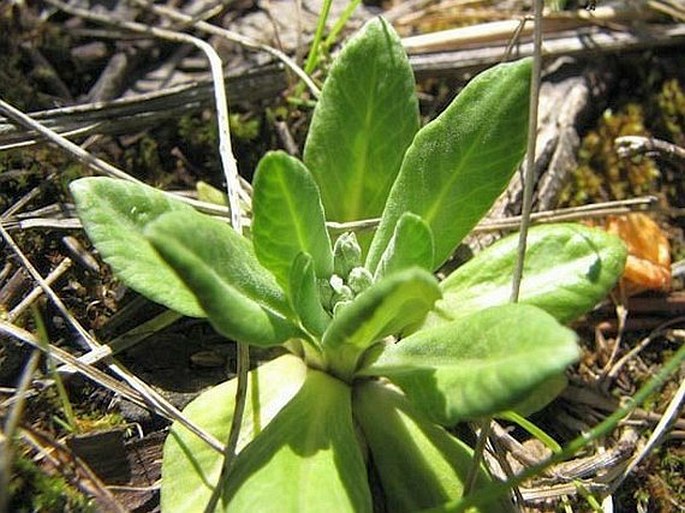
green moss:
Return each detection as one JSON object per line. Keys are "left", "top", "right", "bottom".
{"left": 229, "top": 113, "right": 261, "bottom": 141}
{"left": 122, "top": 134, "right": 165, "bottom": 181}
{"left": 9, "top": 452, "right": 95, "bottom": 513}
{"left": 178, "top": 113, "right": 218, "bottom": 147}
{"left": 560, "top": 103, "right": 660, "bottom": 206}
{"left": 176, "top": 110, "right": 269, "bottom": 182}
{"left": 74, "top": 411, "right": 127, "bottom": 434}
{"left": 656, "top": 79, "right": 685, "bottom": 147}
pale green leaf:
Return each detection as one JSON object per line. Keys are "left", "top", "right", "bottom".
{"left": 353, "top": 381, "right": 506, "bottom": 513}
{"left": 160, "top": 354, "right": 308, "bottom": 513}
{"left": 322, "top": 267, "right": 440, "bottom": 378}
{"left": 222, "top": 369, "right": 371, "bottom": 513}
{"left": 366, "top": 58, "right": 532, "bottom": 272}
{"left": 427, "top": 224, "right": 627, "bottom": 327}
{"left": 70, "top": 177, "right": 204, "bottom": 317}
{"left": 374, "top": 212, "right": 434, "bottom": 281}
{"left": 361, "top": 304, "right": 579, "bottom": 424}
{"left": 303, "top": 17, "right": 419, "bottom": 230}
{"left": 145, "top": 211, "right": 302, "bottom": 346}
{"left": 252, "top": 151, "right": 333, "bottom": 290}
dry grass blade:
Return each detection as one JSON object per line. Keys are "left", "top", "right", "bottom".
{"left": 74, "top": 310, "right": 182, "bottom": 367}
{"left": 615, "top": 135, "right": 685, "bottom": 164}
{"left": 0, "top": 98, "right": 230, "bottom": 217}
{"left": 6, "top": 258, "right": 72, "bottom": 323}
{"left": 130, "top": 0, "right": 321, "bottom": 98}
{"left": 401, "top": 5, "right": 659, "bottom": 54}
{"left": 0, "top": 70, "right": 284, "bottom": 150}
{"left": 608, "top": 321, "right": 685, "bottom": 380}
{"left": 0, "top": 321, "right": 148, "bottom": 413}
{"left": 407, "top": 23, "right": 685, "bottom": 78}
{"left": 41, "top": 0, "right": 244, "bottom": 226}
{"left": 0, "top": 219, "right": 225, "bottom": 453}
{"left": 0, "top": 320, "right": 225, "bottom": 454}
{"left": 0, "top": 350, "right": 41, "bottom": 513}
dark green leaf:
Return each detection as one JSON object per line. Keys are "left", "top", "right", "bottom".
{"left": 145, "top": 211, "right": 301, "bottom": 346}
{"left": 303, "top": 17, "right": 419, "bottom": 231}
{"left": 289, "top": 252, "right": 331, "bottom": 337}
{"left": 366, "top": 58, "right": 531, "bottom": 272}
{"left": 252, "top": 151, "right": 333, "bottom": 290}
{"left": 361, "top": 304, "right": 579, "bottom": 424}
{"left": 222, "top": 369, "right": 371, "bottom": 513}
{"left": 353, "top": 381, "right": 504, "bottom": 513}
{"left": 70, "top": 177, "right": 204, "bottom": 317}
{"left": 427, "top": 224, "right": 627, "bottom": 326}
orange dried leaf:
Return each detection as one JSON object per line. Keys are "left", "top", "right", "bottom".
{"left": 604, "top": 213, "right": 671, "bottom": 291}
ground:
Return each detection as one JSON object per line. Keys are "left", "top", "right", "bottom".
{"left": 0, "top": 1, "right": 684, "bottom": 512}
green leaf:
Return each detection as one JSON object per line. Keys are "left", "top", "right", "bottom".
{"left": 252, "top": 151, "right": 333, "bottom": 290}
{"left": 360, "top": 304, "right": 579, "bottom": 424}
{"left": 145, "top": 211, "right": 302, "bottom": 346}
{"left": 366, "top": 58, "right": 532, "bottom": 273}
{"left": 70, "top": 177, "right": 204, "bottom": 317}
{"left": 197, "top": 180, "right": 228, "bottom": 206}
{"left": 303, "top": 17, "right": 419, "bottom": 229}
{"left": 222, "top": 369, "right": 371, "bottom": 513}
{"left": 322, "top": 268, "right": 441, "bottom": 378}
{"left": 161, "top": 354, "right": 307, "bottom": 513}
{"left": 507, "top": 373, "right": 568, "bottom": 417}
{"left": 374, "top": 212, "right": 434, "bottom": 281}
{"left": 289, "top": 252, "right": 331, "bottom": 337}
{"left": 427, "top": 224, "right": 627, "bottom": 327}
{"left": 353, "top": 381, "right": 504, "bottom": 513}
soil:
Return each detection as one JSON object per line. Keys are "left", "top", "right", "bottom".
{"left": 1, "top": 1, "right": 684, "bottom": 512}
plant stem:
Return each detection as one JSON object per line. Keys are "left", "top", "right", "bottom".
{"left": 322, "top": 0, "right": 362, "bottom": 55}
{"left": 510, "top": 0, "right": 544, "bottom": 303}
{"left": 203, "top": 345, "right": 250, "bottom": 513}
{"left": 467, "top": 0, "right": 544, "bottom": 501}
{"left": 304, "top": 0, "right": 334, "bottom": 76}
{"left": 501, "top": 411, "right": 561, "bottom": 453}
{"left": 463, "top": 418, "right": 492, "bottom": 495}
{"left": 32, "top": 303, "right": 78, "bottom": 433}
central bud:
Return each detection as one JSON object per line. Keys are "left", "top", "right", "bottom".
{"left": 319, "top": 232, "right": 374, "bottom": 315}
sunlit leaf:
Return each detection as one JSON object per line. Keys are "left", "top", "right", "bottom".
{"left": 161, "top": 354, "right": 307, "bottom": 513}
{"left": 374, "top": 212, "right": 434, "bottom": 281}
{"left": 145, "top": 211, "right": 302, "bottom": 346}
{"left": 353, "top": 381, "right": 505, "bottom": 513}
{"left": 366, "top": 58, "right": 531, "bottom": 272}
{"left": 252, "top": 151, "right": 333, "bottom": 290}
{"left": 303, "top": 17, "right": 419, "bottom": 241}
{"left": 222, "top": 369, "right": 371, "bottom": 513}
{"left": 289, "top": 252, "right": 331, "bottom": 336}
{"left": 360, "top": 304, "right": 579, "bottom": 424}
{"left": 322, "top": 267, "right": 440, "bottom": 378}
{"left": 70, "top": 177, "right": 204, "bottom": 317}
{"left": 426, "top": 224, "right": 627, "bottom": 326}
